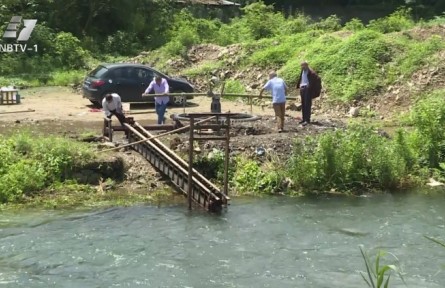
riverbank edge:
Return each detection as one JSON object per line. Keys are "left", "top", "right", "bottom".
{"left": 0, "top": 111, "right": 444, "bottom": 211}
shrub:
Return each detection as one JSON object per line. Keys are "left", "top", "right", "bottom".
{"left": 280, "top": 14, "right": 312, "bottom": 35}
{"left": 248, "top": 34, "right": 313, "bottom": 67}
{"left": 164, "top": 40, "right": 187, "bottom": 57}
{"left": 310, "top": 15, "right": 342, "bottom": 32}
{"left": 163, "top": 9, "right": 222, "bottom": 56}
{"left": 53, "top": 32, "right": 90, "bottom": 69}
{"left": 193, "top": 149, "right": 234, "bottom": 182}
{"left": 344, "top": 18, "right": 365, "bottom": 31}
{"left": 0, "top": 133, "right": 95, "bottom": 203}
{"left": 368, "top": 8, "right": 414, "bottom": 33}
{"left": 410, "top": 90, "right": 445, "bottom": 168}
{"left": 223, "top": 79, "right": 246, "bottom": 94}
{"left": 214, "top": 20, "right": 251, "bottom": 45}
{"left": 232, "top": 157, "right": 282, "bottom": 195}
{"left": 241, "top": 1, "right": 285, "bottom": 40}
{"left": 0, "top": 160, "right": 47, "bottom": 202}
{"left": 287, "top": 125, "right": 409, "bottom": 193}
{"left": 104, "top": 30, "right": 143, "bottom": 56}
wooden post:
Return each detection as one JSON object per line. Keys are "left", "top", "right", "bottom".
{"left": 108, "top": 119, "right": 113, "bottom": 142}
{"left": 223, "top": 113, "right": 231, "bottom": 197}
{"left": 182, "top": 94, "right": 186, "bottom": 114}
{"left": 103, "top": 118, "right": 107, "bottom": 139}
{"left": 188, "top": 116, "right": 195, "bottom": 210}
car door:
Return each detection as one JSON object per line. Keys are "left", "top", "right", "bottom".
{"left": 112, "top": 67, "right": 131, "bottom": 102}
{"left": 113, "top": 67, "right": 140, "bottom": 102}
{"left": 136, "top": 68, "right": 155, "bottom": 102}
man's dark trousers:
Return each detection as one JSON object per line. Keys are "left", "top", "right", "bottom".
{"left": 109, "top": 110, "right": 126, "bottom": 126}
{"left": 300, "top": 86, "right": 312, "bottom": 123}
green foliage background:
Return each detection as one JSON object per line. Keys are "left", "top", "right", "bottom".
{"left": 0, "top": 1, "right": 444, "bottom": 100}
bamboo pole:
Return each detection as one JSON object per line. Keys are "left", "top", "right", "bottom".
{"left": 142, "top": 92, "right": 208, "bottom": 97}
{"left": 98, "top": 116, "right": 216, "bottom": 153}
{"left": 142, "top": 92, "right": 298, "bottom": 101}
{"left": 0, "top": 109, "right": 35, "bottom": 115}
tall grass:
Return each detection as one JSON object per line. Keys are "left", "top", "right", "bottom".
{"left": 359, "top": 246, "right": 405, "bottom": 288}
{"left": 48, "top": 70, "right": 86, "bottom": 86}
{"left": 285, "top": 89, "right": 445, "bottom": 194}
{"left": 287, "top": 125, "right": 410, "bottom": 193}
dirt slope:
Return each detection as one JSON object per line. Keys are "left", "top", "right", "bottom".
{"left": 131, "top": 26, "right": 445, "bottom": 121}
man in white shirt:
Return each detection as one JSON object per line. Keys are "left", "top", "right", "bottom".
{"left": 102, "top": 93, "right": 126, "bottom": 126}
{"left": 144, "top": 75, "right": 169, "bottom": 124}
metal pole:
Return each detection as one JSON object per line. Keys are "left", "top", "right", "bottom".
{"left": 188, "top": 117, "right": 195, "bottom": 210}
{"left": 223, "top": 113, "right": 230, "bottom": 197}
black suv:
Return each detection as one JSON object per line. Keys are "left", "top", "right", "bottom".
{"left": 82, "top": 63, "right": 194, "bottom": 106}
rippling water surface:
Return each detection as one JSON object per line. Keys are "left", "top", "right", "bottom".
{"left": 1, "top": 193, "right": 444, "bottom": 287}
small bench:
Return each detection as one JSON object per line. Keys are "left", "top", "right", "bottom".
{"left": 0, "top": 89, "right": 20, "bottom": 105}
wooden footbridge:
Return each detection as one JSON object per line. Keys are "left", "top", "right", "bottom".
{"left": 102, "top": 113, "right": 234, "bottom": 212}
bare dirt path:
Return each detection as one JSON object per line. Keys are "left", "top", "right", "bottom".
{"left": 0, "top": 87, "right": 345, "bottom": 154}
{"left": 0, "top": 86, "right": 303, "bottom": 129}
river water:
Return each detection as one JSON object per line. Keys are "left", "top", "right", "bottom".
{"left": 1, "top": 193, "right": 444, "bottom": 287}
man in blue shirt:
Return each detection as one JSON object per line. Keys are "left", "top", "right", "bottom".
{"left": 259, "top": 71, "right": 288, "bottom": 133}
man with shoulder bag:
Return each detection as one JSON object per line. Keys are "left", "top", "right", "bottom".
{"left": 297, "top": 61, "right": 322, "bottom": 126}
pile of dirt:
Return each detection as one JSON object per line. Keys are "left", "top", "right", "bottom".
{"left": 407, "top": 25, "right": 445, "bottom": 41}
{"left": 166, "top": 116, "right": 344, "bottom": 158}
{"left": 347, "top": 50, "right": 445, "bottom": 119}
{"left": 117, "top": 149, "right": 169, "bottom": 191}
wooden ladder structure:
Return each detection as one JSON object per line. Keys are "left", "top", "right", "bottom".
{"left": 123, "top": 118, "right": 231, "bottom": 212}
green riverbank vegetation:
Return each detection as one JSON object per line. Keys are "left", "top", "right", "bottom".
{"left": 196, "top": 90, "right": 445, "bottom": 195}
{"left": 0, "top": 133, "right": 173, "bottom": 210}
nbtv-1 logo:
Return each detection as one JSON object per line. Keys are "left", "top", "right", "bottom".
{"left": 1, "top": 16, "right": 38, "bottom": 53}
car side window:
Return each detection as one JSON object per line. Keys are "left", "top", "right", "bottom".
{"left": 134, "top": 68, "right": 154, "bottom": 80}
{"left": 111, "top": 68, "right": 127, "bottom": 79}
{"left": 146, "top": 69, "right": 155, "bottom": 80}
{"left": 126, "top": 67, "right": 137, "bottom": 80}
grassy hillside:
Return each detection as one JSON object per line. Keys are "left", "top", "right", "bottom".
{"left": 2, "top": 2, "right": 445, "bottom": 108}
{"left": 139, "top": 4, "right": 445, "bottom": 104}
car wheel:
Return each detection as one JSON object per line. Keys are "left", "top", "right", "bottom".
{"left": 90, "top": 100, "right": 101, "bottom": 107}
{"left": 99, "top": 92, "right": 112, "bottom": 108}
{"left": 171, "top": 94, "right": 186, "bottom": 106}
